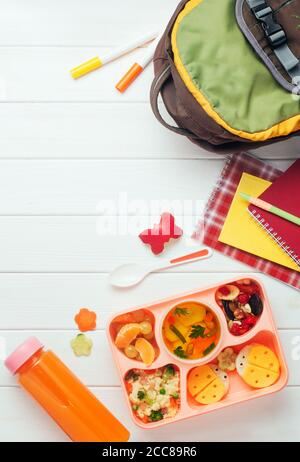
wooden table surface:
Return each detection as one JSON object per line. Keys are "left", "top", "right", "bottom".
{"left": 0, "top": 0, "right": 300, "bottom": 442}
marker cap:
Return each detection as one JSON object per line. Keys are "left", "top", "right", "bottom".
{"left": 71, "top": 57, "right": 103, "bottom": 79}
{"left": 116, "top": 63, "right": 143, "bottom": 93}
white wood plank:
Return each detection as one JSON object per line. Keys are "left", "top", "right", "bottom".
{"left": 0, "top": 386, "right": 299, "bottom": 442}
{"left": 0, "top": 103, "right": 203, "bottom": 159}
{"left": 0, "top": 273, "right": 299, "bottom": 330}
{"left": 0, "top": 46, "right": 157, "bottom": 102}
{"left": 0, "top": 329, "right": 299, "bottom": 387}
{"left": 0, "top": 161, "right": 218, "bottom": 215}
{"left": 0, "top": 103, "right": 298, "bottom": 160}
{"left": 0, "top": 159, "right": 219, "bottom": 214}
{"left": 0, "top": 159, "right": 293, "bottom": 215}
{"left": 0, "top": 0, "right": 178, "bottom": 46}
{"left": 0, "top": 216, "right": 256, "bottom": 272}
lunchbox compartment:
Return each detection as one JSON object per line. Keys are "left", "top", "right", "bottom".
{"left": 159, "top": 300, "right": 225, "bottom": 365}
{"left": 109, "top": 308, "right": 160, "bottom": 365}
{"left": 215, "top": 278, "right": 265, "bottom": 338}
{"left": 122, "top": 364, "right": 181, "bottom": 428}
{"left": 186, "top": 329, "right": 288, "bottom": 411}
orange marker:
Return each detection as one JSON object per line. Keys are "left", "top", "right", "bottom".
{"left": 116, "top": 35, "right": 161, "bottom": 93}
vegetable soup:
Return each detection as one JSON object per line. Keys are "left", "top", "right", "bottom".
{"left": 162, "top": 302, "right": 220, "bottom": 361}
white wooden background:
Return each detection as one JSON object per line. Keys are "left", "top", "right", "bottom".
{"left": 0, "top": 0, "right": 300, "bottom": 442}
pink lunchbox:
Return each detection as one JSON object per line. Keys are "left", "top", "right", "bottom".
{"left": 107, "top": 276, "right": 288, "bottom": 429}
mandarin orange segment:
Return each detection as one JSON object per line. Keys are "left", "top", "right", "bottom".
{"left": 135, "top": 338, "right": 155, "bottom": 366}
{"left": 113, "top": 313, "right": 135, "bottom": 324}
{"left": 115, "top": 323, "right": 141, "bottom": 349}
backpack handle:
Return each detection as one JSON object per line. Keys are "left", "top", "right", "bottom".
{"left": 150, "top": 64, "right": 198, "bottom": 138}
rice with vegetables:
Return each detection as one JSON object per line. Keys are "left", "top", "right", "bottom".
{"left": 124, "top": 365, "right": 180, "bottom": 423}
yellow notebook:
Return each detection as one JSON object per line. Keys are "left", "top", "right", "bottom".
{"left": 218, "top": 172, "right": 300, "bottom": 272}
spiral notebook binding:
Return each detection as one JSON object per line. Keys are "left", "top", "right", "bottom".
{"left": 249, "top": 209, "right": 300, "bottom": 267}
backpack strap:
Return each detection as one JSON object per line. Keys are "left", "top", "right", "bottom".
{"left": 246, "top": 0, "right": 300, "bottom": 81}
{"left": 150, "top": 63, "right": 198, "bottom": 138}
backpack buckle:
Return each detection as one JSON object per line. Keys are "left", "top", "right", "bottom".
{"left": 267, "top": 29, "right": 286, "bottom": 48}
{"left": 251, "top": 2, "right": 287, "bottom": 48}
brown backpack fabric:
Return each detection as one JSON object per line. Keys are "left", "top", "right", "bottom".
{"left": 150, "top": 0, "right": 300, "bottom": 154}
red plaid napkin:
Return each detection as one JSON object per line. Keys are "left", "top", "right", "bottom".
{"left": 194, "top": 152, "right": 300, "bottom": 290}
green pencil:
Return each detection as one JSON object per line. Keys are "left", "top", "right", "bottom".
{"left": 240, "top": 192, "right": 300, "bottom": 226}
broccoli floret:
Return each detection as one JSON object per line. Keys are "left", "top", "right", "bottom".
{"left": 137, "top": 390, "right": 145, "bottom": 400}
{"left": 149, "top": 410, "right": 163, "bottom": 422}
{"left": 163, "top": 365, "right": 175, "bottom": 378}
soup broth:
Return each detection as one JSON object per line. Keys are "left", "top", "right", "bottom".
{"left": 162, "top": 302, "right": 220, "bottom": 361}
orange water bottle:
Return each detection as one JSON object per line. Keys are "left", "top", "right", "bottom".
{"left": 5, "top": 337, "right": 130, "bottom": 442}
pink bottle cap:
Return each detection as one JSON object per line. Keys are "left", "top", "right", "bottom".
{"left": 5, "top": 337, "right": 44, "bottom": 375}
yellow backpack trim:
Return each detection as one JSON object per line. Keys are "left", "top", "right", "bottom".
{"left": 171, "top": 0, "right": 300, "bottom": 141}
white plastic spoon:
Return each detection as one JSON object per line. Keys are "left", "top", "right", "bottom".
{"left": 109, "top": 248, "right": 213, "bottom": 288}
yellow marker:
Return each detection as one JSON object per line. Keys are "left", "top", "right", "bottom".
{"left": 71, "top": 57, "right": 103, "bottom": 79}
{"left": 71, "top": 30, "right": 159, "bottom": 79}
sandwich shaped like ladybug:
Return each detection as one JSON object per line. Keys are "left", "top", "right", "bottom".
{"left": 236, "top": 344, "right": 280, "bottom": 389}
{"left": 188, "top": 364, "right": 229, "bottom": 405}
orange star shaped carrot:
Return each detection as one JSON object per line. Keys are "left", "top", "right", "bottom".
{"left": 75, "top": 308, "right": 97, "bottom": 332}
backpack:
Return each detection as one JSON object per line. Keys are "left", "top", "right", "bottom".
{"left": 150, "top": 0, "right": 300, "bottom": 154}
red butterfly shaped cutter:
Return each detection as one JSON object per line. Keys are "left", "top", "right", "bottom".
{"left": 139, "top": 213, "right": 183, "bottom": 255}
